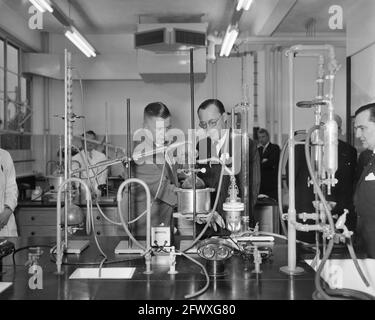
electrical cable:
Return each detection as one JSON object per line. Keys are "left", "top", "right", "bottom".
{"left": 12, "top": 245, "right": 53, "bottom": 266}
{"left": 179, "top": 251, "right": 210, "bottom": 299}
{"left": 347, "top": 238, "right": 371, "bottom": 287}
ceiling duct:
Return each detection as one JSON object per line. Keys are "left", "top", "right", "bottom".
{"left": 135, "top": 23, "right": 208, "bottom": 82}
{"left": 135, "top": 24, "right": 206, "bottom": 52}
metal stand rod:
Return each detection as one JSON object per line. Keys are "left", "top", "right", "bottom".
{"left": 126, "top": 98, "right": 133, "bottom": 248}
{"left": 190, "top": 48, "right": 197, "bottom": 239}
{"left": 105, "top": 102, "right": 109, "bottom": 197}
{"left": 280, "top": 50, "right": 304, "bottom": 276}
{"left": 63, "top": 49, "right": 74, "bottom": 251}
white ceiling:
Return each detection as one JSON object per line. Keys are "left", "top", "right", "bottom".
{"left": 3, "top": 0, "right": 346, "bottom": 36}
{"left": 276, "top": 0, "right": 346, "bottom": 34}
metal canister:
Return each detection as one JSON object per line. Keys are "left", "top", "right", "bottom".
{"left": 175, "top": 188, "right": 214, "bottom": 214}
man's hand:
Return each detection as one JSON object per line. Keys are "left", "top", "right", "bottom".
{"left": 261, "top": 158, "right": 268, "bottom": 163}
{"left": 196, "top": 211, "right": 226, "bottom": 232}
{"left": 0, "top": 207, "right": 12, "bottom": 230}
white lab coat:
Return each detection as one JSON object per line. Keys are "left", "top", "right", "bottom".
{"left": 0, "top": 149, "right": 18, "bottom": 237}
{"left": 72, "top": 149, "right": 108, "bottom": 191}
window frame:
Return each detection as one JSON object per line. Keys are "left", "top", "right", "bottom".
{"left": 0, "top": 36, "right": 33, "bottom": 146}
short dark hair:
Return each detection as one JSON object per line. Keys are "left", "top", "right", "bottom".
{"left": 197, "top": 99, "right": 226, "bottom": 115}
{"left": 354, "top": 103, "right": 375, "bottom": 122}
{"left": 144, "top": 102, "right": 171, "bottom": 119}
{"left": 82, "top": 130, "right": 97, "bottom": 139}
{"left": 258, "top": 128, "right": 269, "bottom": 138}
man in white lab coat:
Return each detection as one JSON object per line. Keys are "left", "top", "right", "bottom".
{"left": 72, "top": 130, "right": 108, "bottom": 195}
{"left": 0, "top": 148, "right": 18, "bottom": 237}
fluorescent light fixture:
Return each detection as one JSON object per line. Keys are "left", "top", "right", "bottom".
{"left": 236, "top": 0, "right": 253, "bottom": 11}
{"left": 219, "top": 25, "right": 239, "bottom": 57}
{"left": 28, "top": 0, "right": 53, "bottom": 13}
{"left": 64, "top": 27, "right": 96, "bottom": 58}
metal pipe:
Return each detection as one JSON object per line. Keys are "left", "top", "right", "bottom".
{"left": 56, "top": 177, "right": 91, "bottom": 274}
{"left": 63, "top": 49, "right": 69, "bottom": 247}
{"left": 190, "top": 48, "right": 197, "bottom": 239}
{"left": 253, "top": 52, "right": 259, "bottom": 127}
{"left": 287, "top": 51, "right": 296, "bottom": 271}
{"left": 277, "top": 48, "right": 283, "bottom": 148}
{"left": 274, "top": 48, "right": 279, "bottom": 145}
{"left": 105, "top": 102, "right": 109, "bottom": 197}
{"left": 269, "top": 47, "right": 275, "bottom": 141}
{"left": 126, "top": 98, "right": 133, "bottom": 248}
{"left": 280, "top": 50, "right": 302, "bottom": 276}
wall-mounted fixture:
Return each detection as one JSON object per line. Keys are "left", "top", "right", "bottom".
{"left": 236, "top": 0, "right": 253, "bottom": 11}
{"left": 65, "top": 26, "right": 96, "bottom": 58}
{"left": 219, "top": 24, "right": 239, "bottom": 57}
{"left": 28, "top": 0, "right": 53, "bottom": 13}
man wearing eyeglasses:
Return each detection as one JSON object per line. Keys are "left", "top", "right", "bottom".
{"left": 196, "top": 99, "right": 261, "bottom": 229}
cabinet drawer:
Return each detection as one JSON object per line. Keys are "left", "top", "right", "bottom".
{"left": 17, "top": 212, "right": 56, "bottom": 225}
{"left": 91, "top": 225, "right": 125, "bottom": 236}
{"left": 19, "top": 226, "right": 57, "bottom": 237}
{"left": 85, "top": 207, "right": 120, "bottom": 225}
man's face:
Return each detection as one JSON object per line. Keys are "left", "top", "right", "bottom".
{"left": 198, "top": 104, "right": 226, "bottom": 141}
{"left": 355, "top": 110, "right": 375, "bottom": 150}
{"left": 84, "top": 133, "right": 96, "bottom": 152}
{"left": 258, "top": 132, "right": 269, "bottom": 146}
{"left": 144, "top": 116, "right": 171, "bottom": 146}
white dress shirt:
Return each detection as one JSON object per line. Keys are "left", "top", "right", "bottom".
{"left": 0, "top": 148, "right": 18, "bottom": 237}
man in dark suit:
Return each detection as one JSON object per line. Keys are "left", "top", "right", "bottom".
{"left": 354, "top": 103, "right": 375, "bottom": 258}
{"left": 355, "top": 149, "right": 373, "bottom": 184}
{"left": 257, "top": 128, "right": 280, "bottom": 200}
{"left": 291, "top": 114, "right": 357, "bottom": 243}
{"left": 196, "top": 99, "right": 261, "bottom": 228}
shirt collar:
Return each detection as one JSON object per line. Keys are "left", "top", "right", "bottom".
{"left": 216, "top": 130, "right": 229, "bottom": 153}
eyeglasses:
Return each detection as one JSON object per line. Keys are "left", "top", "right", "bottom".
{"left": 199, "top": 115, "right": 223, "bottom": 129}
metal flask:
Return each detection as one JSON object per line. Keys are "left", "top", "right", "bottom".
{"left": 175, "top": 188, "right": 215, "bottom": 214}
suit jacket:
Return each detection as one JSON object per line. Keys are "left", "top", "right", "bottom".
{"left": 196, "top": 133, "right": 261, "bottom": 223}
{"left": 355, "top": 149, "right": 373, "bottom": 185}
{"left": 354, "top": 152, "right": 375, "bottom": 258}
{"left": 121, "top": 144, "right": 178, "bottom": 237}
{"left": 291, "top": 140, "right": 357, "bottom": 243}
{"left": 258, "top": 143, "right": 280, "bottom": 199}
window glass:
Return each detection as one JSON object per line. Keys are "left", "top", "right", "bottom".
{"left": 6, "top": 44, "right": 18, "bottom": 73}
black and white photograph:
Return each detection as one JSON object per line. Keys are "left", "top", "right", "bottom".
{"left": 0, "top": 0, "right": 374, "bottom": 309}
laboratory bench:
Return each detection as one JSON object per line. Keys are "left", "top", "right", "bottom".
{"left": 15, "top": 198, "right": 280, "bottom": 238}
{"left": 0, "top": 236, "right": 319, "bottom": 300}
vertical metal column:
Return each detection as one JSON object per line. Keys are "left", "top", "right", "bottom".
{"left": 63, "top": 49, "right": 74, "bottom": 247}
{"left": 190, "top": 48, "right": 197, "bottom": 239}
{"left": 280, "top": 51, "right": 304, "bottom": 276}
{"left": 105, "top": 102, "right": 109, "bottom": 197}
{"left": 126, "top": 98, "right": 133, "bottom": 248}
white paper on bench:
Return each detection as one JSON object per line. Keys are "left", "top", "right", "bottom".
{"left": 69, "top": 267, "right": 136, "bottom": 279}
{"left": 0, "top": 282, "right": 12, "bottom": 293}
{"left": 305, "top": 259, "right": 375, "bottom": 296}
